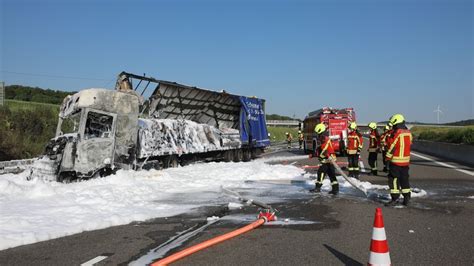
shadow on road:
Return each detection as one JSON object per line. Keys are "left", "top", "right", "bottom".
{"left": 323, "top": 244, "right": 363, "bottom": 266}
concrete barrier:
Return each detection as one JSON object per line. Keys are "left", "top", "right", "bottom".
{"left": 411, "top": 140, "right": 474, "bottom": 166}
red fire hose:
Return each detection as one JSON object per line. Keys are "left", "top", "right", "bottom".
{"left": 152, "top": 211, "right": 276, "bottom": 266}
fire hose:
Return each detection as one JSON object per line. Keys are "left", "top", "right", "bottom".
{"left": 309, "top": 154, "right": 368, "bottom": 196}
{"left": 328, "top": 158, "right": 368, "bottom": 196}
{"left": 151, "top": 210, "right": 276, "bottom": 266}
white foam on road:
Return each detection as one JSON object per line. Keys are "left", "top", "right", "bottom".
{"left": 0, "top": 160, "right": 303, "bottom": 251}
{"left": 0, "top": 156, "right": 428, "bottom": 251}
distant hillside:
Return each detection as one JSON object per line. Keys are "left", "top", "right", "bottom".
{"left": 445, "top": 119, "right": 474, "bottom": 126}
{"left": 6, "top": 85, "right": 75, "bottom": 105}
{"left": 266, "top": 114, "right": 299, "bottom": 121}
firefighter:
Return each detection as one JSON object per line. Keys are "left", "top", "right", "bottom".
{"left": 310, "top": 123, "right": 338, "bottom": 195}
{"left": 380, "top": 124, "right": 393, "bottom": 172}
{"left": 367, "top": 122, "right": 380, "bottom": 175}
{"left": 385, "top": 114, "right": 413, "bottom": 206}
{"left": 285, "top": 132, "right": 293, "bottom": 149}
{"left": 346, "top": 122, "right": 363, "bottom": 179}
{"left": 298, "top": 130, "right": 304, "bottom": 149}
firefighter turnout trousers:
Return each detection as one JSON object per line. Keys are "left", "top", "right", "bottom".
{"left": 315, "top": 163, "right": 339, "bottom": 193}
{"left": 388, "top": 163, "right": 411, "bottom": 202}
{"left": 382, "top": 150, "right": 388, "bottom": 172}
{"left": 368, "top": 152, "right": 378, "bottom": 175}
{"left": 347, "top": 154, "right": 360, "bottom": 179}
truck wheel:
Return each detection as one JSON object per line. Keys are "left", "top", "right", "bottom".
{"left": 242, "top": 149, "right": 251, "bottom": 162}
{"left": 251, "top": 148, "right": 260, "bottom": 159}
{"left": 233, "top": 149, "right": 243, "bottom": 162}
{"left": 163, "top": 156, "right": 179, "bottom": 168}
{"left": 223, "top": 150, "right": 233, "bottom": 162}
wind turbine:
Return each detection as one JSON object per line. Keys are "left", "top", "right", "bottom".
{"left": 433, "top": 105, "right": 443, "bottom": 124}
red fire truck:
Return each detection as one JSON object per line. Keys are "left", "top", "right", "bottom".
{"left": 303, "top": 107, "right": 356, "bottom": 156}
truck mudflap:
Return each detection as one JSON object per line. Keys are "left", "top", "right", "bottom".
{"left": 239, "top": 96, "right": 270, "bottom": 148}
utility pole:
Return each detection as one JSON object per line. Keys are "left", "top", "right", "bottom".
{"left": 433, "top": 105, "right": 443, "bottom": 124}
{"left": 0, "top": 82, "right": 4, "bottom": 106}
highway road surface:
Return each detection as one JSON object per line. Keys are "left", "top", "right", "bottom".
{"left": 1, "top": 142, "right": 473, "bottom": 265}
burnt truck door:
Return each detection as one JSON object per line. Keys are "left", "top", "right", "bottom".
{"left": 74, "top": 108, "right": 117, "bottom": 176}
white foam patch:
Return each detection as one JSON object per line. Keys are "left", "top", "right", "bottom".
{"left": 467, "top": 196, "right": 474, "bottom": 199}
{"left": 0, "top": 157, "right": 429, "bottom": 250}
{"left": 228, "top": 202, "right": 244, "bottom": 210}
{"left": 302, "top": 173, "right": 427, "bottom": 198}
{"left": 0, "top": 160, "right": 304, "bottom": 250}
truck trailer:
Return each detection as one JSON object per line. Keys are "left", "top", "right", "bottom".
{"left": 302, "top": 107, "right": 356, "bottom": 156}
{"left": 30, "top": 72, "right": 270, "bottom": 182}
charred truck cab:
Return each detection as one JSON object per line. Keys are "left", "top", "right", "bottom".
{"left": 39, "top": 89, "right": 139, "bottom": 181}
{"left": 33, "top": 72, "right": 270, "bottom": 182}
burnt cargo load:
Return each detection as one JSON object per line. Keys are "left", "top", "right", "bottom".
{"left": 32, "top": 72, "right": 270, "bottom": 182}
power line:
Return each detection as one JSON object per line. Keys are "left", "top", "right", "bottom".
{"left": 1, "top": 70, "right": 109, "bottom": 81}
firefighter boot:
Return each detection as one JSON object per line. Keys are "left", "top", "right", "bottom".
{"left": 310, "top": 183, "right": 322, "bottom": 193}
{"left": 354, "top": 172, "right": 359, "bottom": 180}
{"left": 329, "top": 183, "right": 339, "bottom": 195}
{"left": 385, "top": 194, "right": 400, "bottom": 206}
{"left": 402, "top": 193, "right": 411, "bottom": 206}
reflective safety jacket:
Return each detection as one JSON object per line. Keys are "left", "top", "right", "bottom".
{"left": 347, "top": 131, "right": 363, "bottom": 154}
{"left": 298, "top": 133, "right": 304, "bottom": 141}
{"left": 317, "top": 136, "right": 336, "bottom": 163}
{"left": 368, "top": 130, "right": 380, "bottom": 152}
{"left": 286, "top": 134, "right": 293, "bottom": 141}
{"left": 386, "top": 129, "right": 412, "bottom": 166}
{"left": 380, "top": 129, "right": 393, "bottom": 151}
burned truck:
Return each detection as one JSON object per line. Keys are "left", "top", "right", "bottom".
{"left": 31, "top": 72, "right": 270, "bottom": 182}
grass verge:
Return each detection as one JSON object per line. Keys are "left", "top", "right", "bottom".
{"left": 411, "top": 126, "right": 474, "bottom": 145}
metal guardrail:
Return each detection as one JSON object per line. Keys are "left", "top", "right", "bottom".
{"left": 266, "top": 120, "right": 300, "bottom": 127}
{"left": 0, "top": 159, "right": 36, "bottom": 169}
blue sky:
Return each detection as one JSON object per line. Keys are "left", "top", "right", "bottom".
{"left": 1, "top": 0, "right": 472, "bottom": 123}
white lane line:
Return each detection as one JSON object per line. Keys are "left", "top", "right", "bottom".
{"left": 80, "top": 256, "right": 108, "bottom": 266}
{"left": 291, "top": 161, "right": 297, "bottom": 165}
{"left": 411, "top": 151, "right": 474, "bottom": 177}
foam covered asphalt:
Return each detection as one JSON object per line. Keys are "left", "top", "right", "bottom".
{"left": 0, "top": 145, "right": 473, "bottom": 265}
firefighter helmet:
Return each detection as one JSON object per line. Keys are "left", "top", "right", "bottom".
{"left": 298, "top": 130, "right": 301, "bottom": 133}
{"left": 368, "top": 122, "right": 377, "bottom": 130}
{"left": 385, "top": 125, "right": 390, "bottom": 130}
{"left": 349, "top": 122, "right": 357, "bottom": 130}
{"left": 314, "top": 123, "right": 326, "bottom": 134}
{"left": 389, "top": 114, "right": 405, "bottom": 125}
{"left": 285, "top": 132, "right": 289, "bottom": 135}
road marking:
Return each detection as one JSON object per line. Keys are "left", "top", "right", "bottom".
{"left": 291, "top": 161, "right": 297, "bottom": 165}
{"left": 411, "top": 152, "right": 474, "bottom": 177}
{"left": 80, "top": 256, "right": 108, "bottom": 266}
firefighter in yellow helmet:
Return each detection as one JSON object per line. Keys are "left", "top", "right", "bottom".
{"left": 346, "top": 122, "right": 363, "bottom": 179}
{"left": 298, "top": 130, "right": 304, "bottom": 149}
{"left": 310, "top": 123, "right": 338, "bottom": 194}
{"left": 367, "top": 122, "right": 380, "bottom": 175}
{"left": 285, "top": 132, "right": 293, "bottom": 149}
{"left": 385, "top": 114, "right": 413, "bottom": 206}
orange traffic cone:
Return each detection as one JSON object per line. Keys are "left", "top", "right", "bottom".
{"left": 368, "top": 208, "right": 391, "bottom": 266}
